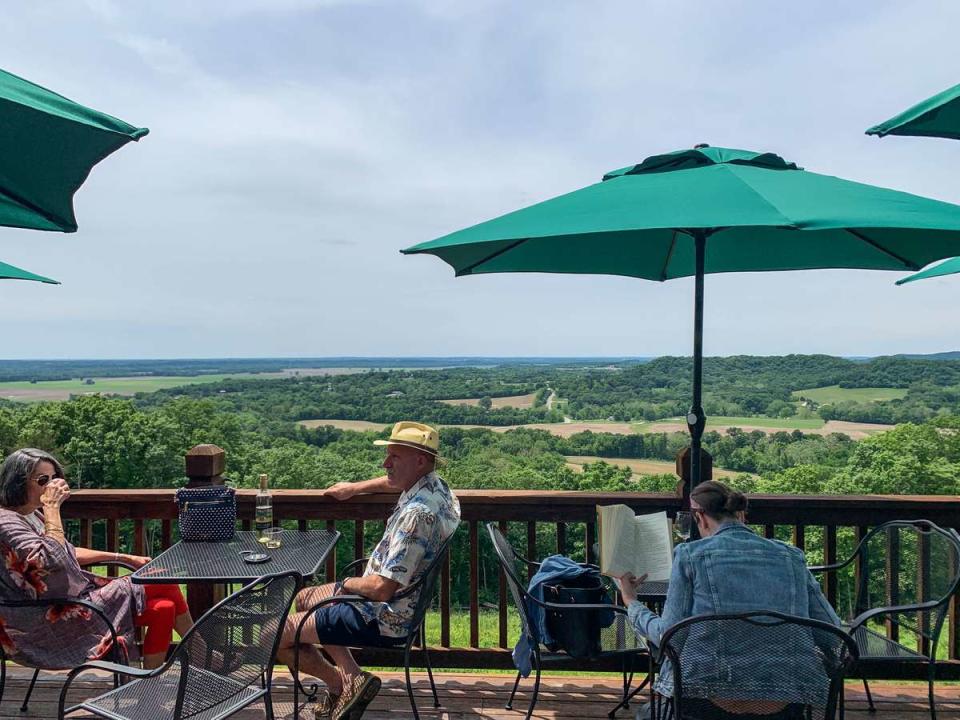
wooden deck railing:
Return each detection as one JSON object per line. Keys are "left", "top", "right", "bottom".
{"left": 60, "top": 489, "right": 960, "bottom": 677}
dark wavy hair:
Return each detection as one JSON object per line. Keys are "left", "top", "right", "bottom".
{"left": 0, "top": 449, "right": 64, "bottom": 508}
{"left": 690, "top": 480, "right": 748, "bottom": 522}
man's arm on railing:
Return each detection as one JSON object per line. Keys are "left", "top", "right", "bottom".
{"left": 323, "top": 475, "right": 395, "bottom": 500}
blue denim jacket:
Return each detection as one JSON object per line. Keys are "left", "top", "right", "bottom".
{"left": 627, "top": 522, "right": 841, "bottom": 697}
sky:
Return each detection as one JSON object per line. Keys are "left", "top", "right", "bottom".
{"left": 1, "top": 0, "right": 958, "bottom": 360}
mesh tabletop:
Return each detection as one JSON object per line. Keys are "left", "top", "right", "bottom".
{"left": 131, "top": 529, "right": 339, "bottom": 584}
{"left": 635, "top": 580, "right": 668, "bottom": 601}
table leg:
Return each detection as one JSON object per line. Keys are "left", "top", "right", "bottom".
{"left": 187, "top": 582, "right": 226, "bottom": 619}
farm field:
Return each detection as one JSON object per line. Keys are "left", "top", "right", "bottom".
{"left": 0, "top": 367, "right": 379, "bottom": 402}
{"left": 792, "top": 385, "right": 909, "bottom": 403}
{"left": 438, "top": 392, "right": 538, "bottom": 409}
{"left": 636, "top": 415, "right": 826, "bottom": 431}
{"left": 300, "top": 419, "right": 392, "bottom": 431}
{"left": 634, "top": 416, "right": 893, "bottom": 440}
{"left": 0, "top": 374, "right": 280, "bottom": 401}
{"left": 299, "top": 418, "right": 638, "bottom": 437}
{"left": 565, "top": 455, "right": 746, "bottom": 480}
{"left": 301, "top": 416, "right": 893, "bottom": 441}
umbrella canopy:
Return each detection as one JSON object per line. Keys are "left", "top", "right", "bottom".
{"left": 0, "top": 260, "right": 58, "bottom": 284}
{"left": 897, "top": 256, "right": 960, "bottom": 285}
{"left": 866, "top": 82, "right": 960, "bottom": 140}
{"left": 0, "top": 67, "right": 148, "bottom": 233}
{"left": 402, "top": 145, "right": 960, "bottom": 498}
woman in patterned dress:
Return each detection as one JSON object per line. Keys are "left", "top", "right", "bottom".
{"left": 0, "top": 449, "right": 193, "bottom": 669}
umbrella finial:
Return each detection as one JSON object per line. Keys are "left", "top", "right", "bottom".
{"left": 693, "top": 143, "right": 710, "bottom": 149}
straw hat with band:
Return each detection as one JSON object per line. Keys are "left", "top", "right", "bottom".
{"left": 374, "top": 421, "right": 440, "bottom": 458}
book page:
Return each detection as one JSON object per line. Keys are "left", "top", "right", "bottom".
{"left": 632, "top": 511, "right": 673, "bottom": 582}
{"left": 597, "top": 505, "right": 673, "bottom": 582}
{"left": 598, "top": 504, "right": 638, "bottom": 577}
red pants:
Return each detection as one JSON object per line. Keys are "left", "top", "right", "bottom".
{"left": 134, "top": 584, "right": 188, "bottom": 655}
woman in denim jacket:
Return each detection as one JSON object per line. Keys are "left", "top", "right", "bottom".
{"left": 616, "top": 481, "right": 841, "bottom": 718}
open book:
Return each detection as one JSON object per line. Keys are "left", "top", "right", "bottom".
{"left": 597, "top": 505, "right": 673, "bottom": 581}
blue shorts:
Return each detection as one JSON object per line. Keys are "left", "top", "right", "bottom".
{"left": 312, "top": 602, "right": 404, "bottom": 648}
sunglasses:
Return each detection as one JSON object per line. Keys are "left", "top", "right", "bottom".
{"left": 34, "top": 474, "right": 55, "bottom": 487}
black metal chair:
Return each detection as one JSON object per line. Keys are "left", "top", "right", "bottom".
{"left": 655, "top": 611, "right": 858, "bottom": 720}
{"left": 293, "top": 536, "right": 452, "bottom": 720}
{"left": 58, "top": 570, "right": 301, "bottom": 720}
{"left": 809, "top": 519, "right": 960, "bottom": 720}
{"left": 0, "top": 558, "right": 136, "bottom": 712}
{"left": 487, "top": 522, "right": 650, "bottom": 720}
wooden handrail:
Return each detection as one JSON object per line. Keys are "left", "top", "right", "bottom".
{"left": 54, "top": 488, "right": 960, "bottom": 676}
{"left": 60, "top": 488, "right": 960, "bottom": 523}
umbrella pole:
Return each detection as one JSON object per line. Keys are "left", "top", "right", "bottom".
{"left": 687, "top": 231, "right": 707, "bottom": 513}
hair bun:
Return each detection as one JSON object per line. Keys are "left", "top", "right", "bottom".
{"left": 724, "top": 492, "right": 747, "bottom": 512}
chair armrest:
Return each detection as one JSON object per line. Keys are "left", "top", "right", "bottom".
{"left": 519, "top": 555, "right": 597, "bottom": 572}
{"left": 514, "top": 553, "right": 541, "bottom": 570}
{"left": 68, "top": 659, "right": 154, "bottom": 678}
{"left": 81, "top": 559, "right": 138, "bottom": 572}
{"left": 526, "top": 595, "right": 629, "bottom": 615}
{"left": 59, "top": 658, "right": 159, "bottom": 717}
{"left": 342, "top": 556, "right": 370, "bottom": 575}
{"left": 303, "top": 594, "right": 368, "bottom": 614}
{"left": 293, "top": 594, "right": 371, "bottom": 665}
{"left": 849, "top": 599, "right": 941, "bottom": 630}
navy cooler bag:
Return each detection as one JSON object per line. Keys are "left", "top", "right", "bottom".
{"left": 175, "top": 485, "right": 236, "bottom": 541}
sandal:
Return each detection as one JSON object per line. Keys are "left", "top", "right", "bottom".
{"left": 333, "top": 671, "right": 381, "bottom": 720}
{"left": 314, "top": 689, "right": 340, "bottom": 720}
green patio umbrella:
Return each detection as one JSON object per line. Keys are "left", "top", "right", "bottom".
{"left": 866, "top": 82, "right": 960, "bottom": 140}
{"left": 0, "top": 260, "right": 58, "bottom": 284}
{"left": 402, "top": 145, "right": 960, "bottom": 498}
{"left": 896, "top": 256, "right": 960, "bottom": 285}
{"left": 0, "top": 67, "right": 148, "bottom": 233}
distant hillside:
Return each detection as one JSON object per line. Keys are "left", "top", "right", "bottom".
{"left": 0, "top": 357, "right": 653, "bottom": 383}
{"left": 894, "top": 351, "right": 960, "bottom": 361}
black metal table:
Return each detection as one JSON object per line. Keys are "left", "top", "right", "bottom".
{"left": 635, "top": 580, "right": 668, "bottom": 603}
{"left": 131, "top": 529, "right": 340, "bottom": 585}
{"left": 609, "top": 580, "right": 668, "bottom": 718}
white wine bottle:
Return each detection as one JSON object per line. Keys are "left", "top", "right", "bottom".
{"left": 255, "top": 473, "right": 272, "bottom": 543}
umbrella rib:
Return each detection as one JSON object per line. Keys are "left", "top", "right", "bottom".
{"left": 659, "top": 231, "right": 680, "bottom": 281}
{"left": 457, "top": 239, "right": 527, "bottom": 275}
{"left": 844, "top": 229, "right": 918, "bottom": 270}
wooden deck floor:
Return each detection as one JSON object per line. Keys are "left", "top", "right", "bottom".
{"left": 3, "top": 666, "right": 959, "bottom": 719}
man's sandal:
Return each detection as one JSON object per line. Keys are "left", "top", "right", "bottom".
{"left": 313, "top": 689, "right": 339, "bottom": 720}
{"left": 333, "top": 671, "right": 381, "bottom": 720}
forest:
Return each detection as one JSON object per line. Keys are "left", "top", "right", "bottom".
{"left": 125, "top": 354, "right": 960, "bottom": 426}
{"left": 2, "top": 354, "right": 959, "bottom": 607}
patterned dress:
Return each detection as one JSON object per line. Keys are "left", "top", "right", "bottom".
{"left": 0, "top": 508, "right": 144, "bottom": 667}
{"left": 358, "top": 471, "right": 461, "bottom": 638}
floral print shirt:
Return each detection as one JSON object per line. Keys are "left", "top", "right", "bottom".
{"left": 0, "top": 508, "right": 144, "bottom": 668}
{"left": 358, "top": 472, "right": 460, "bottom": 637}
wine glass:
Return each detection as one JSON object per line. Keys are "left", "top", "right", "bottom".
{"left": 674, "top": 511, "right": 692, "bottom": 542}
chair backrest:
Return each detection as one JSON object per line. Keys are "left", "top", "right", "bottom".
{"left": 486, "top": 523, "right": 538, "bottom": 642}
{"left": 0, "top": 598, "right": 128, "bottom": 670}
{"left": 842, "top": 520, "right": 960, "bottom": 649}
{"left": 660, "top": 611, "right": 858, "bottom": 720}
{"left": 397, "top": 533, "right": 455, "bottom": 635}
{"left": 172, "top": 571, "right": 300, "bottom": 718}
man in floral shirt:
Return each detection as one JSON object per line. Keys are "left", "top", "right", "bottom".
{"left": 278, "top": 421, "right": 460, "bottom": 720}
